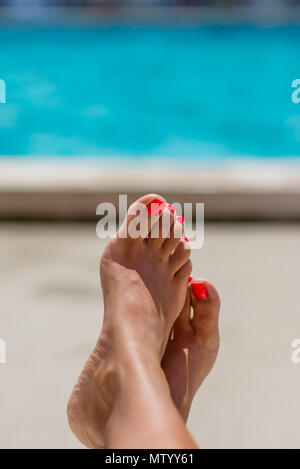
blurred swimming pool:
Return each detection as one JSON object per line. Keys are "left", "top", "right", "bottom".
{"left": 0, "top": 24, "right": 300, "bottom": 162}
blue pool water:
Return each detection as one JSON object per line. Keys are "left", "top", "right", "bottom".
{"left": 0, "top": 24, "right": 300, "bottom": 161}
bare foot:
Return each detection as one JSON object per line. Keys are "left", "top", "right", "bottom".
{"left": 162, "top": 279, "right": 220, "bottom": 422}
{"left": 67, "top": 194, "right": 192, "bottom": 448}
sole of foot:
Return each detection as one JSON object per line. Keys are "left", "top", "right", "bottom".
{"left": 67, "top": 194, "right": 192, "bottom": 448}
{"left": 161, "top": 279, "right": 220, "bottom": 422}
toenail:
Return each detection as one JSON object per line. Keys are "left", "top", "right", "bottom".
{"left": 183, "top": 236, "right": 189, "bottom": 243}
{"left": 147, "top": 199, "right": 167, "bottom": 216}
{"left": 177, "top": 216, "right": 184, "bottom": 224}
{"left": 192, "top": 282, "right": 209, "bottom": 300}
{"left": 167, "top": 204, "right": 176, "bottom": 214}
{"left": 188, "top": 276, "right": 193, "bottom": 283}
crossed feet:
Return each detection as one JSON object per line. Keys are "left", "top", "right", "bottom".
{"left": 67, "top": 194, "right": 220, "bottom": 449}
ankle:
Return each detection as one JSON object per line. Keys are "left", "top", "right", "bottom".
{"left": 94, "top": 324, "right": 164, "bottom": 395}
{"left": 102, "top": 314, "right": 163, "bottom": 363}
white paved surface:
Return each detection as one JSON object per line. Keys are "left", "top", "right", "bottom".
{"left": 0, "top": 223, "right": 299, "bottom": 449}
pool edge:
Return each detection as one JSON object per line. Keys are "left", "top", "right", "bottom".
{"left": 1, "top": 159, "right": 300, "bottom": 221}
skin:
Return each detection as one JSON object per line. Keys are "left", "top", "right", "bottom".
{"left": 67, "top": 194, "right": 220, "bottom": 448}
{"left": 67, "top": 194, "right": 196, "bottom": 449}
{"left": 162, "top": 279, "right": 220, "bottom": 422}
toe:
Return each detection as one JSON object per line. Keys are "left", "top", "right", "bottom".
{"left": 118, "top": 194, "right": 166, "bottom": 241}
{"left": 191, "top": 279, "right": 220, "bottom": 351}
{"left": 175, "top": 258, "right": 192, "bottom": 285}
{"left": 147, "top": 207, "right": 176, "bottom": 250}
{"left": 169, "top": 238, "right": 191, "bottom": 275}
{"left": 161, "top": 217, "right": 184, "bottom": 257}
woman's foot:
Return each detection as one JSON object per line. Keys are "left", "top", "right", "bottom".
{"left": 161, "top": 279, "right": 220, "bottom": 422}
{"left": 67, "top": 194, "right": 192, "bottom": 448}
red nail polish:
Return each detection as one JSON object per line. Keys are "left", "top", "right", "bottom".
{"left": 147, "top": 199, "right": 167, "bottom": 216}
{"left": 177, "top": 216, "right": 184, "bottom": 224}
{"left": 188, "top": 276, "right": 193, "bottom": 282}
{"left": 183, "top": 236, "right": 189, "bottom": 243}
{"left": 167, "top": 204, "right": 175, "bottom": 214}
{"left": 192, "top": 282, "right": 208, "bottom": 300}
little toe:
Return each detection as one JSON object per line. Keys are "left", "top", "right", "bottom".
{"left": 169, "top": 238, "right": 191, "bottom": 275}
{"left": 174, "top": 258, "right": 192, "bottom": 284}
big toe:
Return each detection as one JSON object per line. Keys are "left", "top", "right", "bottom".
{"left": 118, "top": 194, "right": 166, "bottom": 240}
{"left": 190, "top": 279, "right": 220, "bottom": 352}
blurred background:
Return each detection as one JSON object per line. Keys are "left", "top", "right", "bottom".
{"left": 0, "top": 0, "right": 300, "bottom": 449}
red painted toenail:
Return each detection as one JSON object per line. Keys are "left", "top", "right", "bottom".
{"left": 183, "top": 236, "right": 189, "bottom": 243}
{"left": 188, "top": 276, "right": 193, "bottom": 282}
{"left": 177, "top": 216, "right": 184, "bottom": 224}
{"left": 147, "top": 199, "right": 167, "bottom": 216}
{"left": 167, "top": 204, "right": 175, "bottom": 214}
{"left": 192, "top": 282, "right": 208, "bottom": 300}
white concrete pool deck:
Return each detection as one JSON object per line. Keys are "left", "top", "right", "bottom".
{"left": 0, "top": 222, "right": 299, "bottom": 449}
